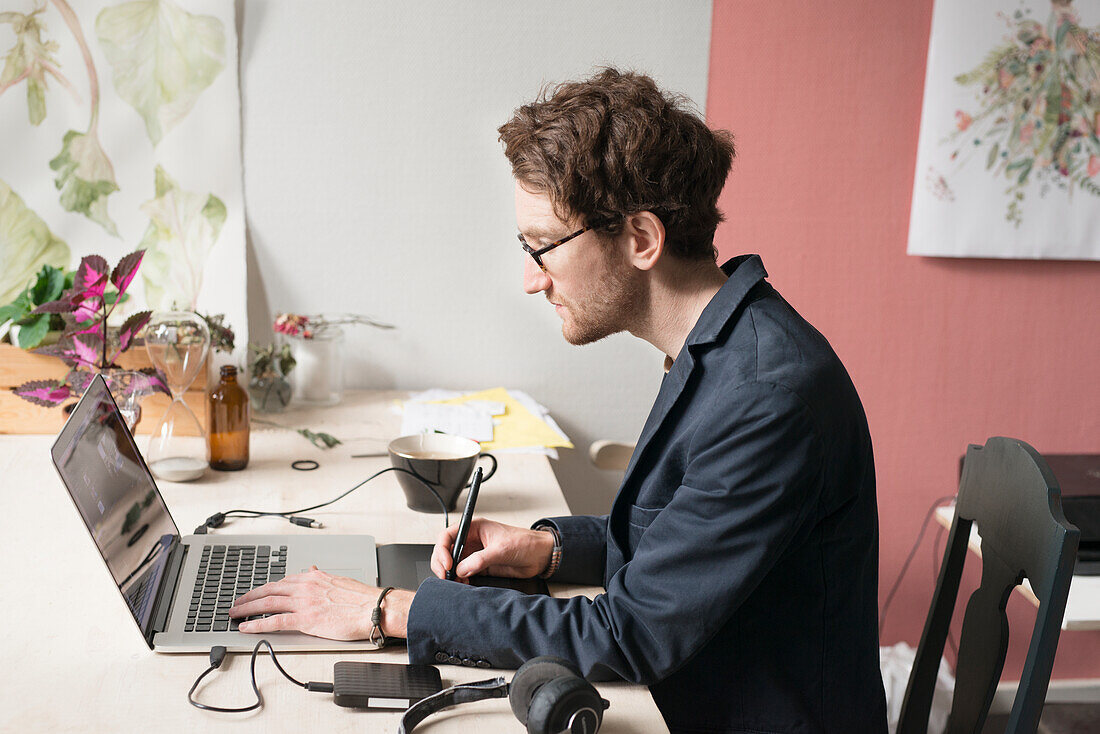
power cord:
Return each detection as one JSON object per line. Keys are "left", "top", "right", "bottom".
{"left": 194, "top": 466, "right": 450, "bottom": 534}
{"left": 879, "top": 494, "right": 957, "bottom": 640}
{"left": 188, "top": 640, "right": 333, "bottom": 713}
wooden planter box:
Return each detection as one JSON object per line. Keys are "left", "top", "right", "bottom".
{"left": 0, "top": 342, "right": 208, "bottom": 436}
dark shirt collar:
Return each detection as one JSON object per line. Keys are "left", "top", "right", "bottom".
{"left": 664, "top": 255, "right": 768, "bottom": 369}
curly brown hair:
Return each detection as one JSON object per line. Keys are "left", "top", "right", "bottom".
{"left": 498, "top": 68, "right": 735, "bottom": 262}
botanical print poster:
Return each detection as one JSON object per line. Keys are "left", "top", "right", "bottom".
{"left": 908, "top": 0, "right": 1100, "bottom": 260}
{"left": 0, "top": 0, "right": 246, "bottom": 343}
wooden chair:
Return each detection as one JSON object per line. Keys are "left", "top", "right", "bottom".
{"left": 898, "top": 437, "right": 1080, "bottom": 734}
{"left": 588, "top": 440, "right": 635, "bottom": 471}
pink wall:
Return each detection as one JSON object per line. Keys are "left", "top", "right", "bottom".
{"left": 707, "top": 0, "right": 1100, "bottom": 679}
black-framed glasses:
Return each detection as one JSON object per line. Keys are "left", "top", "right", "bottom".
{"left": 517, "top": 225, "right": 592, "bottom": 272}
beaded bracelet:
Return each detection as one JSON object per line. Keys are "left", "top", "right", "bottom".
{"left": 368, "top": 586, "right": 395, "bottom": 648}
{"left": 535, "top": 525, "right": 562, "bottom": 579}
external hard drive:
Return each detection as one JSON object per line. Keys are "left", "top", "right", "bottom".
{"left": 332, "top": 661, "right": 443, "bottom": 709}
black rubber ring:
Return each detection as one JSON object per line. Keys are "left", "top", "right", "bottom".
{"left": 291, "top": 459, "right": 319, "bottom": 471}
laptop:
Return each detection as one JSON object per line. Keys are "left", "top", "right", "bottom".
{"left": 51, "top": 374, "right": 544, "bottom": 653}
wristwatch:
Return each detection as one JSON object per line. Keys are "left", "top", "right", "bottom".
{"left": 533, "top": 522, "right": 562, "bottom": 579}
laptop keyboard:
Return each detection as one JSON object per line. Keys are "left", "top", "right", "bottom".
{"left": 185, "top": 544, "right": 287, "bottom": 633}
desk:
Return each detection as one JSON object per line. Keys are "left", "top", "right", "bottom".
{"left": 0, "top": 391, "right": 668, "bottom": 733}
{"left": 934, "top": 506, "right": 1100, "bottom": 632}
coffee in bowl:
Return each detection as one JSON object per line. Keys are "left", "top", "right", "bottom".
{"left": 388, "top": 434, "right": 497, "bottom": 513}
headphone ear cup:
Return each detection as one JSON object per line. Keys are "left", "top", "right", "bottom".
{"left": 525, "top": 675, "right": 604, "bottom": 734}
{"left": 509, "top": 657, "right": 583, "bottom": 725}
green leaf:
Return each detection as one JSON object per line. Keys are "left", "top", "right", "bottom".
{"left": 139, "top": 166, "right": 226, "bottom": 311}
{"left": 201, "top": 195, "right": 227, "bottom": 230}
{"left": 95, "top": 0, "right": 226, "bottom": 146}
{"left": 297, "top": 428, "right": 342, "bottom": 449}
{"left": 954, "top": 42, "right": 1016, "bottom": 87}
{"left": 1055, "top": 20, "right": 1070, "bottom": 46}
{"left": 0, "top": 289, "right": 32, "bottom": 324}
{"left": 103, "top": 291, "right": 131, "bottom": 306}
{"left": 1016, "top": 159, "right": 1033, "bottom": 185}
{"left": 277, "top": 350, "right": 296, "bottom": 376}
{"left": 49, "top": 130, "right": 120, "bottom": 236}
{"left": 1, "top": 8, "right": 62, "bottom": 126}
{"left": 30, "top": 264, "right": 66, "bottom": 305}
{"left": 27, "top": 78, "right": 45, "bottom": 125}
{"left": 0, "top": 179, "right": 70, "bottom": 306}
{"left": 15, "top": 313, "right": 49, "bottom": 348}
{"left": 0, "top": 301, "right": 24, "bottom": 324}
{"left": 986, "top": 142, "right": 1000, "bottom": 170}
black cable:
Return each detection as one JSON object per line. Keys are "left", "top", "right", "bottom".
{"left": 879, "top": 494, "right": 957, "bottom": 639}
{"left": 195, "top": 466, "right": 450, "bottom": 534}
{"left": 188, "top": 640, "right": 330, "bottom": 713}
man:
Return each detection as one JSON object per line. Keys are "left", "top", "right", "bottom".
{"left": 231, "top": 68, "right": 888, "bottom": 733}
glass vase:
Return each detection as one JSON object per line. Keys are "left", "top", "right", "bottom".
{"left": 101, "top": 369, "right": 156, "bottom": 432}
{"left": 280, "top": 326, "right": 344, "bottom": 406}
{"left": 248, "top": 371, "right": 293, "bottom": 413}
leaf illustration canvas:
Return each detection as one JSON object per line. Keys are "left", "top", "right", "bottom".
{"left": 139, "top": 165, "right": 225, "bottom": 311}
{"left": 908, "top": 0, "right": 1100, "bottom": 260}
{"left": 96, "top": 0, "right": 225, "bottom": 146}
{"left": 0, "top": 0, "right": 245, "bottom": 355}
{"left": 0, "top": 179, "right": 69, "bottom": 305}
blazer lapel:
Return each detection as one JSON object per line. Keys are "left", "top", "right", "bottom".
{"left": 612, "top": 255, "right": 769, "bottom": 513}
{"left": 605, "top": 350, "right": 695, "bottom": 568}
{"left": 620, "top": 350, "right": 694, "bottom": 485}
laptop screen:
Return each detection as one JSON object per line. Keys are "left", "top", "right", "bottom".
{"left": 51, "top": 375, "right": 180, "bottom": 635}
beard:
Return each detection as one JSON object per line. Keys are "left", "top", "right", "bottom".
{"left": 551, "top": 250, "right": 644, "bottom": 346}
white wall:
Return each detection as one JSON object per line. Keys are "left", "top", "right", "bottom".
{"left": 239, "top": 0, "right": 713, "bottom": 514}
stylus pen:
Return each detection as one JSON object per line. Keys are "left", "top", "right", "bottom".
{"left": 447, "top": 467, "right": 482, "bottom": 581}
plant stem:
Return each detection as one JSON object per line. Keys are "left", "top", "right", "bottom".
{"left": 100, "top": 301, "right": 107, "bottom": 368}
{"left": 252, "top": 418, "right": 342, "bottom": 449}
{"left": 40, "top": 59, "right": 81, "bottom": 104}
{"left": 0, "top": 68, "right": 30, "bottom": 98}
{"left": 49, "top": 0, "right": 98, "bottom": 133}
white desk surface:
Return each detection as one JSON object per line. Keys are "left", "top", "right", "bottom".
{"left": 934, "top": 506, "right": 1100, "bottom": 632}
{"left": 0, "top": 390, "right": 667, "bottom": 733}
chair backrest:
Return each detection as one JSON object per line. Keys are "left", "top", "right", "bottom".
{"left": 588, "top": 440, "right": 635, "bottom": 471}
{"left": 898, "top": 437, "right": 1080, "bottom": 734}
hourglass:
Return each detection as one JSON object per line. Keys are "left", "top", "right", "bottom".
{"left": 144, "top": 311, "right": 211, "bottom": 482}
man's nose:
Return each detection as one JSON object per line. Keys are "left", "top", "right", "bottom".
{"left": 523, "top": 256, "right": 551, "bottom": 294}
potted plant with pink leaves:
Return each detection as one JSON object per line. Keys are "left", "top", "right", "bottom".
{"left": 10, "top": 250, "right": 168, "bottom": 428}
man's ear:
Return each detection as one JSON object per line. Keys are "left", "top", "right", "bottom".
{"left": 623, "top": 211, "right": 665, "bottom": 271}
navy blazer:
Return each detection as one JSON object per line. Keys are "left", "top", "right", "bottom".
{"left": 408, "top": 255, "right": 887, "bottom": 733}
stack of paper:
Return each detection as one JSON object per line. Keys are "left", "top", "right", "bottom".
{"left": 399, "top": 387, "right": 572, "bottom": 457}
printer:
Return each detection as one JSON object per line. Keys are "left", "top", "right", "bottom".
{"left": 1045, "top": 455, "right": 1100, "bottom": 576}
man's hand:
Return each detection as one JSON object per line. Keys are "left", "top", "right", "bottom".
{"left": 430, "top": 518, "right": 555, "bottom": 580}
{"left": 228, "top": 567, "right": 413, "bottom": 639}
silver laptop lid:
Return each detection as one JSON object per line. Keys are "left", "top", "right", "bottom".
{"left": 50, "top": 374, "right": 180, "bottom": 642}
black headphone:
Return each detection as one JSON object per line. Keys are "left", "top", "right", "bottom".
{"left": 400, "top": 656, "right": 609, "bottom": 734}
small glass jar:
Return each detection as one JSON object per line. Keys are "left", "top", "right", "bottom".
{"left": 249, "top": 368, "right": 293, "bottom": 413}
{"left": 280, "top": 326, "right": 344, "bottom": 406}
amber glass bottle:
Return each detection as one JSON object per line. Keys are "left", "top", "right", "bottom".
{"left": 208, "top": 365, "right": 250, "bottom": 470}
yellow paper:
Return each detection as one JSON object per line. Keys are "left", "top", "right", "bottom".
{"left": 434, "top": 387, "right": 573, "bottom": 451}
